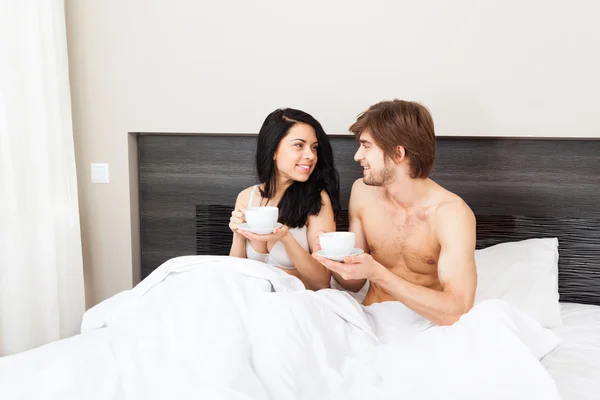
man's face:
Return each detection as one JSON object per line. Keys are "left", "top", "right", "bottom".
{"left": 353, "top": 131, "right": 395, "bottom": 186}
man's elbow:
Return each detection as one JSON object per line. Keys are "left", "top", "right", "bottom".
{"left": 437, "top": 304, "right": 473, "bottom": 326}
{"left": 437, "top": 313, "right": 462, "bottom": 326}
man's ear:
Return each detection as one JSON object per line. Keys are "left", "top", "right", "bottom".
{"left": 394, "top": 145, "right": 406, "bottom": 163}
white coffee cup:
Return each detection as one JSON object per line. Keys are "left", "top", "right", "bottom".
{"left": 244, "top": 206, "right": 279, "bottom": 230}
{"left": 319, "top": 232, "right": 355, "bottom": 256}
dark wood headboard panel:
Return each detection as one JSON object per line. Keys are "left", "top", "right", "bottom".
{"left": 138, "top": 135, "right": 600, "bottom": 305}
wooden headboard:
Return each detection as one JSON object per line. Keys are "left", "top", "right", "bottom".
{"left": 138, "top": 134, "right": 600, "bottom": 305}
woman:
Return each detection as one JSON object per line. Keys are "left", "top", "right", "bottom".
{"left": 229, "top": 108, "right": 341, "bottom": 290}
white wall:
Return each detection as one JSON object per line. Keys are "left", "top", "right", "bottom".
{"left": 65, "top": 0, "right": 600, "bottom": 307}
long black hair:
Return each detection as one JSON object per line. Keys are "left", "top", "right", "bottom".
{"left": 255, "top": 108, "right": 341, "bottom": 228}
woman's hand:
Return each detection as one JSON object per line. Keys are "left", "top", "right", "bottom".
{"left": 237, "top": 225, "right": 290, "bottom": 242}
{"left": 229, "top": 207, "right": 246, "bottom": 233}
{"left": 311, "top": 230, "right": 326, "bottom": 254}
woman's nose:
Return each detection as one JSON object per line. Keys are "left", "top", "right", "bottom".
{"left": 304, "top": 149, "right": 315, "bottom": 159}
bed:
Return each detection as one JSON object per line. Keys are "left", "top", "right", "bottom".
{"left": 547, "top": 303, "right": 600, "bottom": 399}
{"left": 138, "top": 133, "right": 600, "bottom": 399}
{"left": 0, "top": 134, "right": 598, "bottom": 399}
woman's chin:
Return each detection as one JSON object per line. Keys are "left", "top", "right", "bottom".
{"left": 291, "top": 174, "right": 311, "bottom": 183}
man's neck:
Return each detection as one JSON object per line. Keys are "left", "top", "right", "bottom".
{"left": 384, "top": 176, "right": 431, "bottom": 209}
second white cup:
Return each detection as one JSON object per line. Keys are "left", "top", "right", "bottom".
{"left": 319, "top": 232, "right": 355, "bottom": 256}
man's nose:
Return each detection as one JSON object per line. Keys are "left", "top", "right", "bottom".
{"left": 354, "top": 148, "right": 362, "bottom": 162}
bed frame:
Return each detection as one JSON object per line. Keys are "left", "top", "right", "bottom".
{"left": 137, "top": 134, "right": 600, "bottom": 306}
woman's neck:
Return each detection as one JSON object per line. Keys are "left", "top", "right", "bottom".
{"left": 262, "top": 174, "right": 292, "bottom": 205}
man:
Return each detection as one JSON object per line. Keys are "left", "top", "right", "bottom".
{"left": 314, "top": 99, "right": 477, "bottom": 326}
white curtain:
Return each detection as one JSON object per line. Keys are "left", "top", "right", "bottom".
{"left": 0, "top": 1, "right": 85, "bottom": 356}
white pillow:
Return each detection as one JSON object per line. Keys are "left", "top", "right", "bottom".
{"left": 474, "top": 237, "right": 562, "bottom": 328}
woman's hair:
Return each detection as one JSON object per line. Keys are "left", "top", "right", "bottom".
{"left": 255, "top": 108, "right": 341, "bottom": 228}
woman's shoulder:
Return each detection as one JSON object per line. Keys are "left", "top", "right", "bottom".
{"left": 319, "top": 189, "right": 332, "bottom": 206}
{"left": 309, "top": 189, "right": 333, "bottom": 214}
{"left": 235, "top": 185, "right": 258, "bottom": 207}
{"left": 306, "top": 189, "right": 336, "bottom": 228}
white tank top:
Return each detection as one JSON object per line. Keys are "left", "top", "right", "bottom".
{"left": 245, "top": 185, "right": 310, "bottom": 270}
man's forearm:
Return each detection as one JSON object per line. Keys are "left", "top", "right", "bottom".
{"left": 371, "top": 268, "right": 470, "bottom": 326}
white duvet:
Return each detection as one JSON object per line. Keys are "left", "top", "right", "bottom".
{"left": 0, "top": 256, "right": 563, "bottom": 399}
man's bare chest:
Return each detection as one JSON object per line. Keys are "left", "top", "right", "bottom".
{"left": 360, "top": 205, "right": 441, "bottom": 276}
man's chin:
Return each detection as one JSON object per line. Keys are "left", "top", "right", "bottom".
{"left": 363, "top": 177, "right": 383, "bottom": 187}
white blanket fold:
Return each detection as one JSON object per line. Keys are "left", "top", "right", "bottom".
{"left": 0, "top": 256, "right": 562, "bottom": 400}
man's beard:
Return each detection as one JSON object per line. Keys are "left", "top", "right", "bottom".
{"left": 363, "top": 165, "right": 395, "bottom": 186}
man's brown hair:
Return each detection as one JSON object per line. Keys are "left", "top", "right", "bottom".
{"left": 349, "top": 99, "right": 436, "bottom": 179}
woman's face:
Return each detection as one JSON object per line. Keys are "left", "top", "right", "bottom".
{"left": 273, "top": 122, "right": 319, "bottom": 184}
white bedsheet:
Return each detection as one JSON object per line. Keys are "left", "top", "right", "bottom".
{"left": 545, "top": 302, "right": 600, "bottom": 400}
{"left": 0, "top": 256, "right": 563, "bottom": 400}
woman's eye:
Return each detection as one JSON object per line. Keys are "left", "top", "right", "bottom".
{"left": 295, "top": 143, "right": 303, "bottom": 148}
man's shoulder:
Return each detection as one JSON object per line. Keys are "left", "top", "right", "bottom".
{"left": 350, "top": 178, "right": 380, "bottom": 196}
{"left": 350, "top": 178, "right": 379, "bottom": 205}
{"left": 433, "top": 192, "right": 477, "bottom": 260}
{"left": 436, "top": 191, "right": 474, "bottom": 216}
{"left": 440, "top": 198, "right": 474, "bottom": 215}
{"left": 434, "top": 193, "right": 476, "bottom": 234}
{"left": 351, "top": 178, "right": 366, "bottom": 191}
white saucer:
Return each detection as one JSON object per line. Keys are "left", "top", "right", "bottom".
{"left": 238, "top": 223, "right": 282, "bottom": 235}
{"left": 315, "top": 248, "right": 364, "bottom": 262}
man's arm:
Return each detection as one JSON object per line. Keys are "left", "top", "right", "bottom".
{"left": 331, "top": 180, "right": 368, "bottom": 292}
{"left": 371, "top": 202, "right": 477, "bottom": 325}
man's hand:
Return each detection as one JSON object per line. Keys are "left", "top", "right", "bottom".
{"left": 313, "top": 253, "right": 384, "bottom": 281}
